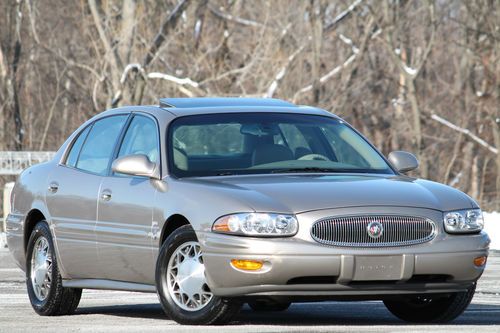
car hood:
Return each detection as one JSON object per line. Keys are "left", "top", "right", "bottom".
{"left": 184, "top": 174, "right": 477, "bottom": 214}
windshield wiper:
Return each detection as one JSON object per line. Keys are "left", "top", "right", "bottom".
{"left": 270, "top": 167, "right": 342, "bottom": 174}
{"left": 214, "top": 171, "right": 237, "bottom": 176}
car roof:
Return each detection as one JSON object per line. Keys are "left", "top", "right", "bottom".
{"left": 159, "top": 97, "right": 295, "bottom": 108}
{"left": 159, "top": 97, "right": 335, "bottom": 118}
{"left": 99, "top": 98, "right": 337, "bottom": 119}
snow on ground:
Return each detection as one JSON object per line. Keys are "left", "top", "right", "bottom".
{"left": 484, "top": 212, "right": 499, "bottom": 251}
{"left": 0, "top": 232, "right": 6, "bottom": 249}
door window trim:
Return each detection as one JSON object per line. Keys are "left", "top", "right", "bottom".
{"left": 108, "top": 111, "right": 162, "bottom": 178}
{"left": 60, "top": 113, "right": 131, "bottom": 176}
{"left": 63, "top": 123, "right": 93, "bottom": 168}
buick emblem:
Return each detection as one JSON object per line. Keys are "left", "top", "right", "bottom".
{"left": 367, "top": 221, "right": 383, "bottom": 239}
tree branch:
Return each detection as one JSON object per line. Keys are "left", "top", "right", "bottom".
{"left": 208, "top": 5, "right": 265, "bottom": 28}
{"left": 324, "top": 0, "right": 364, "bottom": 32}
{"left": 40, "top": 67, "right": 66, "bottom": 150}
{"left": 143, "top": 0, "right": 191, "bottom": 67}
{"left": 430, "top": 114, "right": 498, "bottom": 155}
{"left": 113, "top": 63, "right": 202, "bottom": 105}
{"left": 292, "top": 31, "right": 362, "bottom": 102}
{"left": 88, "top": 0, "right": 121, "bottom": 96}
{"left": 264, "top": 44, "right": 306, "bottom": 98}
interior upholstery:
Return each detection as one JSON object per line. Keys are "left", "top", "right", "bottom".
{"left": 252, "top": 143, "right": 294, "bottom": 166}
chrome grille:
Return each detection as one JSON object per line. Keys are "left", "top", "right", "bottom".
{"left": 310, "top": 215, "right": 437, "bottom": 247}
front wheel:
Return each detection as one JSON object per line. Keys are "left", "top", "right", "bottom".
{"left": 26, "top": 221, "right": 82, "bottom": 315}
{"left": 383, "top": 284, "right": 476, "bottom": 323}
{"left": 155, "top": 225, "right": 241, "bottom": 325}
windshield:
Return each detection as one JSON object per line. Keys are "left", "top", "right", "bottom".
{"left": 168, "top": 113, "right": 394, "bottom": 177}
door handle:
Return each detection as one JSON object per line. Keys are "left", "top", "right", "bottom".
{"left": 101, "top": 191, "right": 112, "bottom": 201}
{"left": 48, "top": 182, "right": 59, "bottom": 193}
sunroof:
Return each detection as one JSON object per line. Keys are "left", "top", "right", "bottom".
{"left": 159, "top": 97, "right": 296, "bottom": 109}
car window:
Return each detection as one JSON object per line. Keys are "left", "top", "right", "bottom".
{"left": 66, "top": 125, "right": 91, "bottom": 168}
{"left": 279, "top": 124, "right": 311, "bottom": 154}
{"left": 173, "top": 123, "right": 244, "bottom": 156}
{"left": 169, "top": 113, "right": 393, "bottom": 177}
{"left": 321, "top": 126, "right": 378, "bottom": 168}
{"left": 76, "top": 115, "right": 128, "bottom": 175}
{"left": 117, "top": 115, "right": 159, "bottom": 163}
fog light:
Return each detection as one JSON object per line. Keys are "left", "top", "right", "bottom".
{"left": 474, "top": 256, "right": 487, "bottom": 267}
{"left": 231, "top": 259, "right": 263, "bottom": 271}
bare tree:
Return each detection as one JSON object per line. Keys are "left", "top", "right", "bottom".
{"left": 0, "top": 0, "right": 498, "bottom": 209}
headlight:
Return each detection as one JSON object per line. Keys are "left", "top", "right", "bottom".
{"left": 443, "top": 209, "right": 484, "bottom": 233}
{"left": 212, "top": 213, "right": 298, "bottom": 237}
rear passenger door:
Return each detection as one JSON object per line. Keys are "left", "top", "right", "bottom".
{"left": 96, "top": 114, "right": 160, "bottom": 284}
{"left": 46, "top": 115, "right": 129, "bottom": 279}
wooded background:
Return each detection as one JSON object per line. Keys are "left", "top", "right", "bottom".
{"left": 0, "top": 0, "right": 499, "bottom": 210}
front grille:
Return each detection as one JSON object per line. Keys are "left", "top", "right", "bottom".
{"left": 311, "top": 215, "right": 436, "bottom": 247}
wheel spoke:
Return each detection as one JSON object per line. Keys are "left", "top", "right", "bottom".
{"left": 30, "top": 236, "right": 52, "bottom": 301}
{"left": 165, "top": 241, "right": 213, "bottom": 312}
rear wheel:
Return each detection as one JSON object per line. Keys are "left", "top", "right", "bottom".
{"left": 156, "top": 225, "right": 241, "bottom": 325}
{"left": 26, "top": 221, "right": 82, "bottom": 316}
{"left": 383, "top": 284, "right": 476, "bottom": 323}
{"left": 248, "top": 299, "right": 291, "bottom": 312}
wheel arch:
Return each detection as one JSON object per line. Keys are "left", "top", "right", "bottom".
{"left": 24, "top": 209, "right": 46, "bottom": 252}
{"left": 160, "top": 214, "right": 190, "bottom": 245}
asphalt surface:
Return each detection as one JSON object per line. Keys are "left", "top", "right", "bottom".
{"left": 0, "top": 248, "right": 499, "bottom": 333}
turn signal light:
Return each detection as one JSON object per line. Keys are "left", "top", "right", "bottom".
{"left": 473, "top": 256, "right": 487, "bottom": 267}
{"left": 231, "top": 259, "right": 263, "bottom": 271}
{"left": 212, "top": 221, "right": 231, "bottom": 232}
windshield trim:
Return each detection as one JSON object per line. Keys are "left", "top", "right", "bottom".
{"left": 166, "top": 112, "right": 397, "bottom": 178}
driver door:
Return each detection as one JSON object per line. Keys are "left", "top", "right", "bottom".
{"left": 96, "top": 114, "right": 160, "bottom": 284}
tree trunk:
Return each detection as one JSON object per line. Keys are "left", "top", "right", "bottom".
{"left": 309, "top": 0, "right": 323, "bottom": 104}
{"left": 10, "top": 0, "right": 24, "bottom": 150}
{"left": 407, "top": 79, "right": 427, "bottom": 178}
{"left": 491, "top": 118, "right": 500, "bottom": 210}
{"left": 0, "top": 45, "right": 7, "bottom": 151}
{"left": 458, "top": 142, "right": 474, "bottom": 193}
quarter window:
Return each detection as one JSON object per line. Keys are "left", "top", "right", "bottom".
{"left": 76, "top": 115, "right": 128, "bottom": 175}
{"left": 66, "top": 125, "right": 91, "bottom": 168}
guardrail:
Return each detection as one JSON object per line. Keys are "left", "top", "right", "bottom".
{"left": 1, "top": 151, "right": 55, "bottom": 233}
{"left": 0, "top": 151, "right": 55, "bottom": 175}
{"left": 2, "top": 183, "right": 14, "bottom": 233}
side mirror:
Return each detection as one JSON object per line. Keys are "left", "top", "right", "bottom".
{"left": 111, "top": 154, "right": 159, "bottom": 179}
{"left": 388, "top": 151, "right": 419, "bottom": 173}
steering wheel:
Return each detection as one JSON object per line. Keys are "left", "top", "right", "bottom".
{"left": 298, "top": 153, "right": 330, "bottom": 161}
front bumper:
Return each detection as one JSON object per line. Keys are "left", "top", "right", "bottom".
{"left": 198, "top": 207, "right": 490, "bottom": 298}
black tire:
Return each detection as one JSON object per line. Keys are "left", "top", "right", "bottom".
{"left": 248, "top": 299, "right": 291, "bottom": 312}
{"left": 156, "top": 225, "right": 241, "bottom": 325}
{"left": 383, "top": 284, "right": 476, "bottom": 323}
{"left": 26, "top": 221, "right": 82, "bottom": 316}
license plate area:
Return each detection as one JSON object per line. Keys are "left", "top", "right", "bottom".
{"left": 353, "top": 255, "right": 403, "bottom": 281}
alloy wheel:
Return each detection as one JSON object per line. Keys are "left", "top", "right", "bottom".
{"left": 30, "top": 236, "right": 52, "bottom": 301}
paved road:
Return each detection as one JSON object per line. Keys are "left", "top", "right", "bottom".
{"left": 1, "top": 248, "right": 499, "bottom": 333}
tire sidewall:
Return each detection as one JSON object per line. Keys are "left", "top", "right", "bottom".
{"left": 25, "top": 221, "right": 59, "bottom": 314}
{"left": 384, "top": 285, "right": 475, "bottom": 323}
{"left": 155, "top": 225, "right": 227, "bottom": 324}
